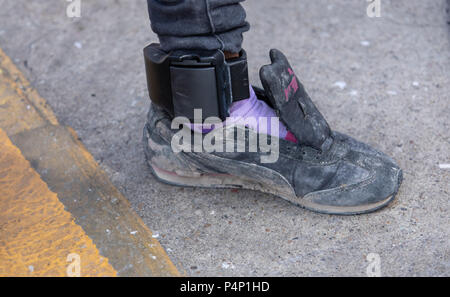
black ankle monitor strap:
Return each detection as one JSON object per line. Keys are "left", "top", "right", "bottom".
{"left": 144, "top": 43, "right": 250, "bottom": 121}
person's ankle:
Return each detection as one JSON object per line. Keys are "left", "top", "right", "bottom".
{"left": 224, "top": 51, "right": 239, "bottom": 60}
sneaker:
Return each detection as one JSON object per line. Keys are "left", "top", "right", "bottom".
{"left": 143, "top": 49, "right": 403, "bottom": 215}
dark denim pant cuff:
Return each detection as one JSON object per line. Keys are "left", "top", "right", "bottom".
{"left": 147, "top": 0, "right": 249, "bottom": 53}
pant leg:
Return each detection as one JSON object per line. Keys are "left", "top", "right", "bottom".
{"left": 147, "top": 0, "right": 250, "bottom": 53}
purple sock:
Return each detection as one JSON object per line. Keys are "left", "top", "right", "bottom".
{"left": 191, "top": 86, "right": 297, "bottom": 143}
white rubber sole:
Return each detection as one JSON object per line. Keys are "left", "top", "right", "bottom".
{"left": 150, "top": 163, "right": 397, "bottom": 215}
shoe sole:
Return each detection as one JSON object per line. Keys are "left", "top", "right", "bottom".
{"left": 148, "top": 162, "right": 401, "bottom": 216}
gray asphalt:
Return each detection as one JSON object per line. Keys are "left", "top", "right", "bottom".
{"left": 0, "top": 0, "right": 448, "bottom": 276}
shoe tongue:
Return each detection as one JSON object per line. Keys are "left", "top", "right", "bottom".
{"left": 259, "top": 49, "right": 331, "bottom": 150}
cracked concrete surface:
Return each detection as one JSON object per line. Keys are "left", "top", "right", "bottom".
{"left": 0, "top": 0, "right": 448, "bottom": 276}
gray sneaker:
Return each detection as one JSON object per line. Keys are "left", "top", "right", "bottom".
{"left": 143, "top": 49, "right": 403, "bottom": 215}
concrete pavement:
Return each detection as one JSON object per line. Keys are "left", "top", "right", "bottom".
{"left": 0, "top": 0, "right": 448, "bottom": 276}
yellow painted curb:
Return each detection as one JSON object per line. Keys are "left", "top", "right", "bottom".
{"left": 0, "top": 128, "right": 117, "bottom": 277}
{"left": 0, "top": 47, "right": 179, "bottom": 276}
